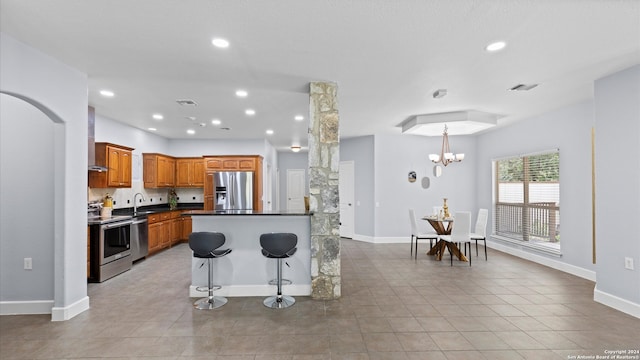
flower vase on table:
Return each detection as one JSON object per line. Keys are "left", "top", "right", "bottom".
{"left": 443, "top": 198, "right": 451, "bottom": 218}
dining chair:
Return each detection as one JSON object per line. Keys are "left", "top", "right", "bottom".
{"left": 439, "top": 211, "right": 472, "bottom": 266}
{"left": 409, "top": 209, "right": 438, "bottom": 259}
{"left": 470, "top": 208, "right": 489, "bottom": 260}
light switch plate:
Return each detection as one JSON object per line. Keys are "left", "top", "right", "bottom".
{"left": 625, "top": 257, "right": 634, "bottom": 270}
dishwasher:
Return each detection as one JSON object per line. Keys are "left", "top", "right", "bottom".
{"left": 130, "top": 217, "right": 148, "bottom": 262}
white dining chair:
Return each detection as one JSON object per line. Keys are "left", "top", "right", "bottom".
{"left": 470, "top": 208, "right": 488, "bottom": 260}
{"left": 409, "top": 209, "right": 438, "bottom": 259}
{"left": 439, "top": 211, "right": 472, "bottom": 266}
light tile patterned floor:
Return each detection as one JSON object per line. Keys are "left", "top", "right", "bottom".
{"left": 1, "top": 239, "right": 639, "bottom": 359}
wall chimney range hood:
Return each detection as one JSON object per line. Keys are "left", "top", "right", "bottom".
{"left": 88, "top": 106, "right": 108, "bottom": 172}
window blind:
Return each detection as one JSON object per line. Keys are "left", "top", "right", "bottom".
{"left": 494, "top": 151, "right": 560, "bottom": 243}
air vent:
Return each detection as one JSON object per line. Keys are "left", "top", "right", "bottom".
{"left": 220, "top": 127, "right": 231, "bottom": 131}
{"left": 176, "top": 99, "right": 198, "bottom": 106}
{"left": 185, "top": 116, "right": 196, "bottom": 121}
{"left": 509, "top": 84, "right": 539, "bottom": 91}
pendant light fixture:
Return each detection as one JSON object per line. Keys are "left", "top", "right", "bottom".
{"left": 428, "top": 125, "right": 464, "bottom": 166}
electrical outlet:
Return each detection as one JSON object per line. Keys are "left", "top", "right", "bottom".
{"left": 624, "top": 257, "right": 634, "bottom": 270}
{"left": 24, "top": 258, "right": 32, "bottom": 270}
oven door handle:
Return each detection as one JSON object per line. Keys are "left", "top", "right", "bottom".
{"left": 103, "top": 220, "right": 133, "bottom": 229}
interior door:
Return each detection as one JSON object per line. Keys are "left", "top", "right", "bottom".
{"left": 339, "top": 161, "right": 355, "bottom": 238}
{"left": 286, "top": 169, "right": 306, "bottom": 211}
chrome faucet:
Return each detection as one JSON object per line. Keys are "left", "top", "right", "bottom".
{"left": 133, "top": 192, "right": 145, "bottom": 215}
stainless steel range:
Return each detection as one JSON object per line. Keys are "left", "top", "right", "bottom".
{"left": 88, "top": 215, "right": 133, "bottom": 282}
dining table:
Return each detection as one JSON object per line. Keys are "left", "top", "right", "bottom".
{"left": 422, "top": 216, "right": 469, "bottom": 262}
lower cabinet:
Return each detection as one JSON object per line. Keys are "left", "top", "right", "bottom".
{"left": 147, "top": 210, "right": 194, "bottom": 256}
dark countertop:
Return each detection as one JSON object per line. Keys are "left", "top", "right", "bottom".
{"left": 183, "top": 210, "right": 313, "bottom": 216}
{"left": 112, "top": 203, "right": 204, "bottom": 217}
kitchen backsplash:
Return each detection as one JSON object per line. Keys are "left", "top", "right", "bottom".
{"left": 88, "top": 182, "right": 204, "bottom": 209}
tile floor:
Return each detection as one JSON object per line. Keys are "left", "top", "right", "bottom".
{"left": 1, "top": 239, "right": 639, "bottom": 359}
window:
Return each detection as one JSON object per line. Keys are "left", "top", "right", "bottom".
{"left": 494, "top": 151, "right": 560, "bottom": 246}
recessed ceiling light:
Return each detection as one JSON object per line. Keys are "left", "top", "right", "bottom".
{"left": 186, "top": 129, "right": 195, "bottom": 135}
{"left": 235, "top": 90, "right": 248, "bottom": 97}
{"left": 99, "top": 90, "right": 114, "bottom": 97}
{"left": 211, "top": 119, "right": 221, "bottom": 125}
{"left": 152, "top": 114, "right": 163, "bottom": 120}
{"left": 266, "top": 129, "right": 274, "bottom": 135}
{"left": 485, "top": 41, "right": 507, "bottom": 52}
{"left": 294, "top": 115, "right": 304, "bottom": 121}
{"left": 148, "top": 127, "right": 157, "bottom": 131}
{"left": 245, "top": 109, "right": 256, "bottom": 116}
{"left": 212, "top": 38, "right": 229, "bottom": 48}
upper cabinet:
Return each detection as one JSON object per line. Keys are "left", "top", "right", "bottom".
{"left": 176, "top": 158, "right": 204, "bottom": 187}
{"left": 204, "top": 156, "right": 258, "bottom": 171}
{"left": 143, "top": 153, "right": 176, "bottom": 188}
{"left": 89, "top": 143, "right": 134, "bottom": 188}
{"left": 203, "top": 155, "right": 263, "bottom": 211}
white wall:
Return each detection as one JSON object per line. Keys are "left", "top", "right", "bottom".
{"left": 1, "top": 94, "right": 55, "bottom": 301}
{"left": 594, "top": 65, "right": 640, "bottom": 316}
{"left": 0, "top": 32, "right": 89, "bottom": 320}
{"left": 374, "top": 134, "right": 477, "bottom": 239}
{"left": 476, "top": 101, "right": 595, "bottom": 273}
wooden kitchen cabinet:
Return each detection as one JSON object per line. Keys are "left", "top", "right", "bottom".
{"left": 176, "top": 158, "right": 204, "bottom": 187}
{"left": 181, "top": 214, "right": 192, "bottom": 240}
{"left": 203, "top": 155, "right": 263, "bottom": 211}
{"left": 143, "top": 153, "right": 176, "bottom": 188}
{"left": 89, "top": 143, "right": 134, "bottom": 188}
{"left": 170, "top": 211, "right": 182, "bottom": 245}
{"left": 204, "top": 156, "right": 257, "bottom": 171}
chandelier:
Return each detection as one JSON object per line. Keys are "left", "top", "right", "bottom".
{"left": 428, "top": 125, "right": 464, "bottom": 166}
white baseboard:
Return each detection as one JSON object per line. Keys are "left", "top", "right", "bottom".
{"left": 51, "top": 296, "right": 90, "bottom": 321}
{"left": 0, "top": 300, "right": 54, "bottom": 316}
{"left": 487, "top": 239, "right": 596, "bottom": 281}
{"left": 189, "top": 284, "right": 311, "bottom": 298}
{"left": 350, "top": 234, "right": 408, "bottom": 244}
{"left": 594, "top": 285, "right": 640, "bottom": 319}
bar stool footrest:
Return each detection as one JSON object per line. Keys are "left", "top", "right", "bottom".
{"left": 195, "top": 285, "right": 221, "bottom": 293}
{"left": 268, "top": 278, "right": 292, "bottom": 286}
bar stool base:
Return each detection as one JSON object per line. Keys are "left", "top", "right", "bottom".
{"left": 194, "top": 296, "right": 228, "bottom": 310}
{"left": 263, "top": 295, "right": 295, "bottom": 309}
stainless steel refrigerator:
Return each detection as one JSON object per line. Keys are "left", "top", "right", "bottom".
{"left": 214, "top": 171, "right": 254, "bottom": 210}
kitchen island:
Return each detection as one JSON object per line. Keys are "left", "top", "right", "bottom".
{"left": 183, "top": 210, "right": 312, "bottom": 297}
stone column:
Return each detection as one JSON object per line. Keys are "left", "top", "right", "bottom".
{"left": 308, "top": 82, "right": 341, "bottom": 300}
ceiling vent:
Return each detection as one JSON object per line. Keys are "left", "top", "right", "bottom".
{"left": 176, "top": 99, "right": 198, "bottom": 106}
{"left": 509, "top": 84, "right": 539, "bottom": 91}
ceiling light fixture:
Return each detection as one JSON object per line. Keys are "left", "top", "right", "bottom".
{"left": 235, "top": 90, "right": 248, "bottom": 97}
{"left": 485, "top": 41, "right": 507, "bottom": 52}
{"left": 211, "top": 38, "right": 229, "bottom": 48}
{"left": 99, "top": 90, "right": 114, "bottom": 97}
{"left": 291, "top": 146, "right": 301, "bottom": 153}
{"left": 265, "top": 129, "right": 274, "bottom": 135}
{"left": 509, "top": 83, "right": 539, "bottom": 91}
{"left": 245, "top": 109, "right": 256, "bottom": 116}
{"left": 294, "top": 115, "right": 304, "bottom": 121}
{"left": 211, "top": 119, "right": 221, "bottom": 125}
{"left": 429, "top": 125, "right": 464, "bottom": 166}
{"left": 401, "top": 110, "right": 500, "bottom": 136}
{"left": 148, "top": 127, "right": 157, "bottom": 131}
{"left": 186, "top": 129, "right": 195, "bottom": 135}
{"left": 152, "top": 114, "right": 163, "bottom": 120}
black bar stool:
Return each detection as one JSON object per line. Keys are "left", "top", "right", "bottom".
{"left": 260, "top": 233, "right": 297, "bottom": 309}
{"left": 189, "top": 232, "right": 232, "bottom": 310}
